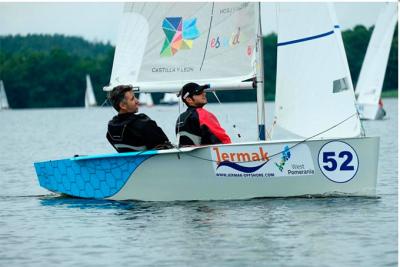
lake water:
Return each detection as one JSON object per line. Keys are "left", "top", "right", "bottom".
{"left": 0, "top": 99, "right": 397, "bottom": 266}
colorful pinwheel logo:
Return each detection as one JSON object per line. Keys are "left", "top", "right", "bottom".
{"left": 160, "top": 17, "right": 200, "bottom": 57}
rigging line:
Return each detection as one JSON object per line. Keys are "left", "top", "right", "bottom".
{"left": 265, "top": 121, "right": 276, "bottom": 141}
{"left": 355, "top": 103, "right": 366, "bottom": 137}
{"left": 199, "top": 2, "right": 215, "bottom": 71}
{"left": 100, "top": 99, "right": 111, "bottom": 108}
{"left": 174, "top": 112, "right": 359, "bottom": 164}
{"left": 281, "top": 112, "right": 358, "bottom": 153}
{"left": 177, "top": 96, "right": 183, "bottom": 146}
{"left": 211, "top": 91, "right": 242, "bottom": 140}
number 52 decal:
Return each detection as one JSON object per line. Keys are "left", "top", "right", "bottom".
{"left": 318, "top": 141, "right": 359, "bottom": 183}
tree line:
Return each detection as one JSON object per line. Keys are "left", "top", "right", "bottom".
{"left": 0, "top": 25, "right": 397, "bottom": 108}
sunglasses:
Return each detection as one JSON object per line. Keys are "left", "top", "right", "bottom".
{"left": 192, "top": 89, "right": 205, "bottom": 96}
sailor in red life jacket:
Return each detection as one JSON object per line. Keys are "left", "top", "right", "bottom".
{"left": 176, "top": 82, "right": 231, "bottom": 146}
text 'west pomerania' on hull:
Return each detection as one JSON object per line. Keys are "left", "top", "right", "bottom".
{"left": 211, "top": 143, "right": 315, "bottom": 178}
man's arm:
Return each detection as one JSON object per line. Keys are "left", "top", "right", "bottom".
{"left": 135, "top": 115, "right": 170, "bottom": 149}
{"left": 197, "top": 108, "right": 231, "bottom": 144}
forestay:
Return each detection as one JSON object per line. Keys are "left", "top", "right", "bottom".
{"left": 355, "top": 3, "right": 397, "bottom": 106}
{"left": 107, "top": 2, "right": 258, "bottom": 92}
{"left": 272, "top": 3, "right": 361, "bottom": 140}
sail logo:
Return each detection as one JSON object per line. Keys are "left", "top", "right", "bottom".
{"left": 210, "top": 27, "right": 240, "bottom": 49}
{"left": 160, "top": 17, "right": 200, "bottom": 57}
{"left": 275, "top": 146, "right": 291, "bottom": 172}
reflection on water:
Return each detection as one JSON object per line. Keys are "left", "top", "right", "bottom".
{"left": 39, "top": 195, "right": 136, "bottom": 210}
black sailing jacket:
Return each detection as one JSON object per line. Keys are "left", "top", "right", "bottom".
{"left": 107, "top": 113, "right": 169, "bottom": 152}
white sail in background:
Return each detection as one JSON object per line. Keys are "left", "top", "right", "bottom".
{"left": 160, "top": 93, "right": 179, "bottom": 105}
{"left": 85, "top": 74, "right": 97, "bottom": 108}
{"left": 109, "top": 10, "right": 148, "bottom": 87}
{"left": 355, "top": 3, "right": 397, "bottom": 120}
{"left": 138, "top": 92, "right": 154, "bottom": 107}
{"left": 0, "top": 80, "right": 10, "bottom": 110}
{"left": 272, "top": 3, "right": 361, "bottom": 140}
{"left": 107, "top": 2, "right": 258, "bottom": 92}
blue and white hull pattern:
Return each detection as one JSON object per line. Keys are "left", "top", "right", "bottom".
{"left": 34, "top": 137, "right": 379, "bottom": 201}
{"left": 35, "top": 153, "right": 154, "bottom": 199}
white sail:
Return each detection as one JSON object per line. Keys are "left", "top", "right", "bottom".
{"left": 106, "top": 2, "right": 258, "bottom": 92}
{"left": 138, "top": 92, "right": 154, "bottom": 107}
{"left": 85, "top": 74, "right": 97, "bottom": 108}
{"left": 272, "top": 3, "right": 361, "bottom": 140}
{"left": 355, "top": 3, "right": 397, "bottom": 120}
{"left": 0, "top": 80, "right": 10, "bottom": 110}
{"left": 160, "top": 93, "right": 179, "bottom": 105}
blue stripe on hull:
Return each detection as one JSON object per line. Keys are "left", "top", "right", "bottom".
{"left": 34, "top": 155, "right": 152, "bottom": 199}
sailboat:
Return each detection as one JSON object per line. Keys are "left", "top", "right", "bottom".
{"left": 85, "top": 74, "right": 97, "bottom": 108}
{"left": 355, "top": 3, "right": 397, "bottom": 120}
{"left": 138, "top": 92, "right": 154, "bottom": 107}
{"left": 160, "top": 93, "right": 179, "bottom": 105}
{"left": 34, "top": 3, "right": 379, "bottom": 201}
{"left": 0, "top": 80, "right": 10, "bottom": 110}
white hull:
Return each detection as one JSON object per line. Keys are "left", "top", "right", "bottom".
{"left": 35, "top": 137, "right": 378, "bottom": 201}
{"left": 110, "top": 137, "right": 378, "bottom": 201}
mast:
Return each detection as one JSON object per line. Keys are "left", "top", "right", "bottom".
{"left": 256, "top": 3, "right": 266, "bottom": 140}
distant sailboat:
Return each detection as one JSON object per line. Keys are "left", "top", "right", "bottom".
{"left": 138, "top": 92, "right": 154, "bottom": 107}
{"left": 85, "top": 74, "right": 97, "bottom": 108}
{"left": 159, "top": 93, "right": 179, "bottom": 105}
{"left": 355, "top": 3, "right": 397, "bottom": 120}
{"left": 0, "top": 80, "right": 10, "bottom": 110}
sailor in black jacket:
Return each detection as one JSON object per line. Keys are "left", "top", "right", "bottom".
{"left": 107, "top": 85, "right": 170, "bottom": 152}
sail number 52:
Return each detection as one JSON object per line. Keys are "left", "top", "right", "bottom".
{"left": 318, "top": 141, "right": 359, "bottom": 183}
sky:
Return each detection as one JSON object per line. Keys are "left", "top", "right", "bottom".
{"left": 0, "top": 2, "right": 396, "bottom": 45}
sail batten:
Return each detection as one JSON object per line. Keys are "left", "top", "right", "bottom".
{"left": 277, "top": 30, "right": 335, "bottom": 46}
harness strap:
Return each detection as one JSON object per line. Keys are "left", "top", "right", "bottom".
{"left": 179, "top": 131, "right": 201, "bottom": 145}
{"left": 114, "top": 144, "right": 147, "bottom": 151}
